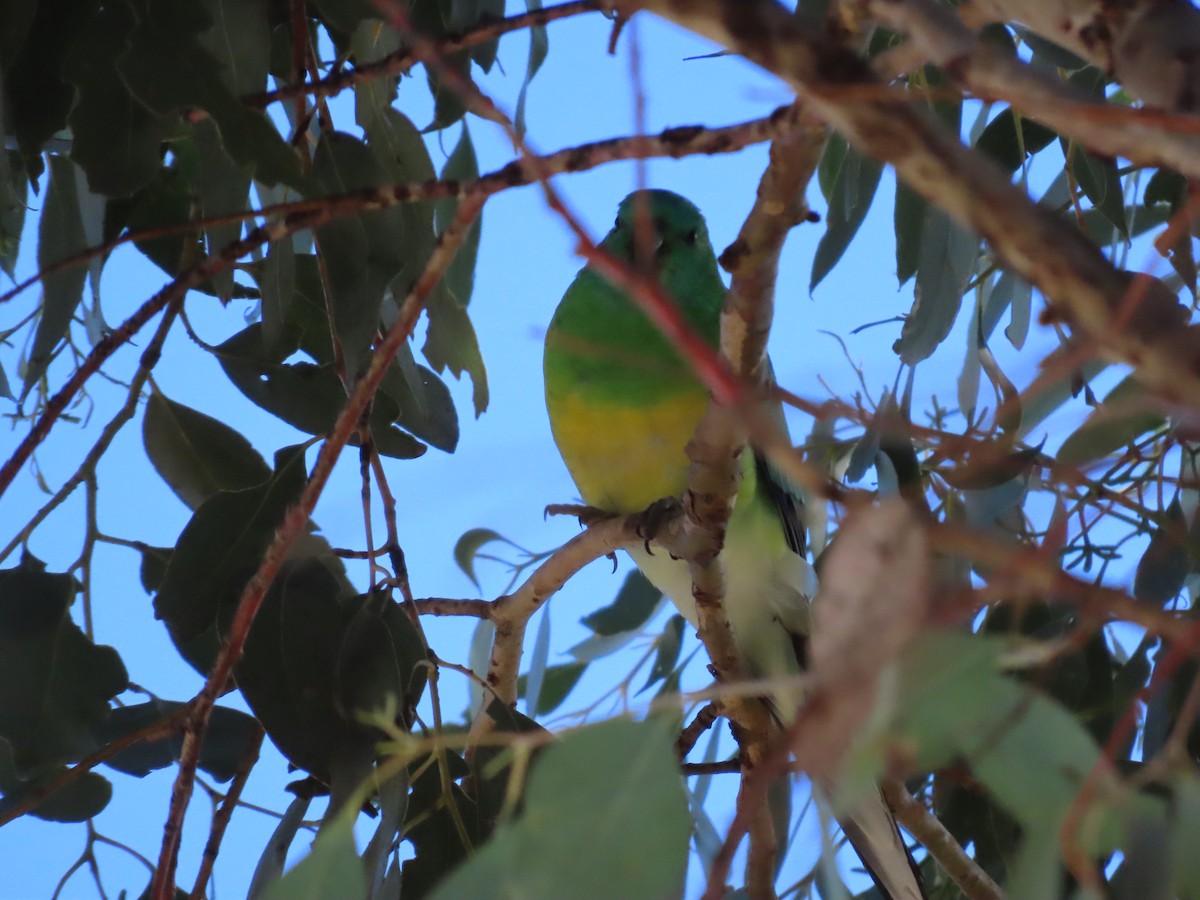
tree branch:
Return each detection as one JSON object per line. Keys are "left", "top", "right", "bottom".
{"left": 619, "top": 0, "right": 1200, "bottom": 412}
{"left": 882, "top": 778, "right": 1003, "bottom": 900}
{"left": 872, "top": 0, "right": 1200, "bottom": 180}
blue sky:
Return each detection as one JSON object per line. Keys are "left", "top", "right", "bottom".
{"left": 0, "top": 6, "right": 1132, "bottom": 898}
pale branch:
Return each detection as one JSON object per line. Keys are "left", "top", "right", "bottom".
{"left": 961, "top": 0, "right": 1200, "bottom": 113}
{"left": 0, "top": 297, "right": 182, "bottom": 565}
{"left": 484, "top": 514, "right": 648, "bottom": 710}
{"left": 246, "top": 1, "right": 603, "bottom": 109}
{"left": 620, "top": 0, "right": 1200, "bottom": 412}
{"left": 147, "top": 197, "right": 486, "bottom": 900}
{"left": 881, "top": 778, "right": 1004, "bottom": 900}
{"left": 413, "top": 597, "right": 494, "bottom": 618}
{"left": 680, "top": 108, "right": 828, "bottom": 896}
{"left": 0, "top": 109, "right": 798, "bottom": 310}
{"left": 870, "top": 0, "right": 1200, "bottom": 180}
{"left": 189, "top": 724, "right": 264, "bottom": 900}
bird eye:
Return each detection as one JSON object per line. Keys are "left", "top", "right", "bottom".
{"left": 683, "top": 228, "right": 698, "bottom": 246}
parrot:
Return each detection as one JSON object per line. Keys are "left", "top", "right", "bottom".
{"left": 543, "top": 189, "right": 926, "bottom": 899}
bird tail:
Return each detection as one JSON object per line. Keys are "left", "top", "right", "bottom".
{"left": 827, "top": 781, "right": 927, "bottom": 900}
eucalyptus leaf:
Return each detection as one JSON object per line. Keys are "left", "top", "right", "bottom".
{"left": 143, "top": 389, "right": 273, "bottom": 510}
{"left": 811, "top": 136, "right": 883, "bottom": 291}
{"left": 580, "top": 570, "right": 664, "bottom": 637}
{"left": 428, "top": 718, "right": 690, "bottom": 900}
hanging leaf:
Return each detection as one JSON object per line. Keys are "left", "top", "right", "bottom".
{"left": 24, "top": 156, "right": 90, "bottom": 393}
{"left": 0, "top": 553, "right": 127, "bottom": 771}
{"left": 310, "top": 132, "right": 408, "bottom": 376}
{"left": 516, "top": 0, "right": 548, "bottom": 137}
{"left": 518, "top": 663, "right": 587, "bottom": 716}
{"left": 1056, "top": 375, "right": 1165, "bottom": 466}
{"left": 427, "top": 718, "right": 690, "bottom": 900}
{"left": 894, "top": 209, "right": 978, "bottom": 365}
{"left": 811, "top": 135, "right": 883, "bottom": 291}
{"left": 974, "top": 109, "right": 1057, "bottom": 172}
{"left": 64, "top": 2, "right": 172, "bottom": 198}
{"left": 453, "top": 527, "right": 509, "bottom": 591}
{"left": 1133, "top": 500, "right": 1192, "bottom": 605}
{"left": 1065, "top": 139, "right": 1128, "bottom": 242}
{"left": 893, "top": 179, "right": 925, "bottom": 287}
{"left": 117, "top": 0, "right": 305, "bottom": 189}
{"left": 215, "top": 324, "right": 428, "bottom": 460}
{"left": 260, "top": 809, "right": 366, "bottom": 900}
{"left": 143, "top": 389, "right": 273, "bottom": 510}
{"left": 91, "top": 699, "right": 260, "bottom": 782}
{"left": 0, "top": 739, "right": 112, "bottom": 823}
{"left": 580, "top": 570, "right": 664, "bottom": 637}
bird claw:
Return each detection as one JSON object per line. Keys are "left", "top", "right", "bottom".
{"left": 636, "top": 497, "right": 683, "bottom": 555}
{"left": 545, "top": 503, "right": 613, "bottom": 529}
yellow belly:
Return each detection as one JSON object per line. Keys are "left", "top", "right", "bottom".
{"left": 548, "top": 389, "right": 710, "bottom": 513}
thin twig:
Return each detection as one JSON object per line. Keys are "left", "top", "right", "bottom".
{"left": 148, "top": 197, "right": 486, "bottom": 900}
{"left": 189, "top": 723, "right": 265, "bottom": 900}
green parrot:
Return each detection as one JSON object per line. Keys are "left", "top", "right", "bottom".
{"left": 544, "top": 189, "right": 926, "bottom": 899}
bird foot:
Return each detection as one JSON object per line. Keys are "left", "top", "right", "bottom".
{"left": 636, "top": 497, "right": 683, "bottom": 555}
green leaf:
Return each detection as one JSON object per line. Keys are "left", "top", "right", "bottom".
{"left": 64, "top": 2, "right": 172, "bottom": 197}
{"left": 0, "top": 554, "right": 127, "bottom": 770}
{"left": 1056, "top": 375, "right": 1165, "bottom": 466}
{"left": 811, "top": 136, "right": 884, "bottom": 291}
{"left": 335, "top": 589, "right": 429, "bottom": 727}
{"left": 117, "top": 0, "right": 305, "bottom": 189}
{"left": 581, "top": 570, "right": 664, "bottom": 636}
{"left": 261, "top": 810, "right": 366, "bottom": 900}
{"left": 516, "top": 0, "right": 548, "bottom": 137}
{"left": 25, "top": 156, "right": 90, "bottom": 392}
{"left": 642, "top": 615, "right": 686, "bottom": 692}
{"left": 974, "top": 109, "right": 1057, "bottom": 172}
{"left": 198, "top": 0, "right": 270, "bottom": 96}
{"left": 525, "top": 607, "right": 551, "bottom": 717}
{"left": 193, "top": 118, "right": 253, "bottom": 301}
{"left": 435, "top": 124, "right": 483, "bottom": 309}
{"left": 517, "top": 663, "right": 587, "bottom": 716}
{"left": 894, "top": 209, "right": 978, "bottom": 365}
{"left": 259, "top": 237, "right": 296, "bottom": 352}
{"left": 1145, "top": 169, "right": 1187, "bottom": 210}
{"left": 379, "top": 343, "right": 459, "bottom": 452}
{"left": 92, "top": 699, "right": 260, "bottom": 782}
{"left": 428, "top": 718, "right": 690, "bottom": 900}
{"left": 0, "top": 150, "right": 27, "bottom": 280}
{"left": 1065, "top": 140, "right": 1128, "bottom": 242}
{"left": 310, "top": 132, "right": 408, "bottom": 375}
{"left": 1, "top": 0, "right": 94, "bottom": 169}
{"left": 1133, "top": 500, "right": 1192, "bottom": 605}
{"left": 453, "top": 528, "right": 507, "bottom": 591}
{"left": 310, "top": 0, "right": 381, "bottom": 35}
{"left": 215, "top": 324, "right": 427, "bottom": 460}
{"left": 425, "top": 50, "right": 473, "bottom": 133}
{"left": 0, "top": 739, "right": 112, "bottom": 823}
{"left": 235, "top": 557, "right": 358, "bottom": 778}
{"left": 893, "top": 179, "right": 925, "bottom": 287}
{"left": 424, "top": 287, "right": 490, "bottom": 417}
{"left": 153, "top": 445, "right": 313, "bottom": 672}
{"left": 143, "top": 388, "right": 273, "bottom": 510}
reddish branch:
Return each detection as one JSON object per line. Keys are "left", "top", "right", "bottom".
{"left": 147, "top": 197, "right": 485, "bottom": 899}
{"left": 246, "top": 1, "right": 602, "bottom": 110}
